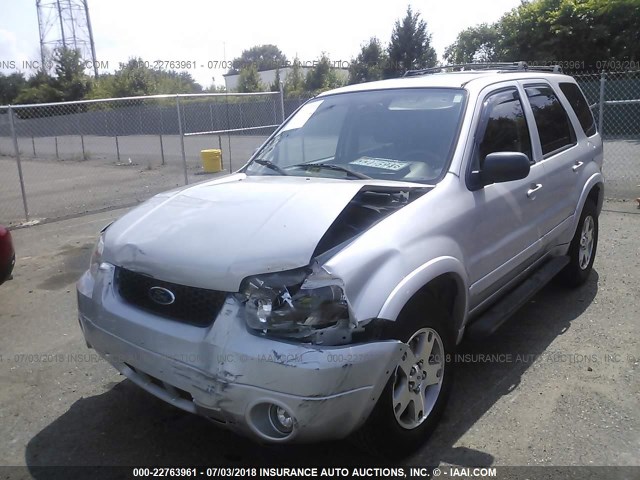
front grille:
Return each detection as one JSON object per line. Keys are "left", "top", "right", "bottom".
{"left": 115, "top": 267, "right": 227, "bottom": 327}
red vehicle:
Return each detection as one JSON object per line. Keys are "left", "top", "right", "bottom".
{"left": 0, "top": 225, "right": 15, "bottom": 285}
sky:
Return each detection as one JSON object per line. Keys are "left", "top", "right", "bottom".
{"left": 0, "top": 0, "right": 521, "bottom": 88}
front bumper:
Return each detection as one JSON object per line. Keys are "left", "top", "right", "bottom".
{"left": 77, "top": 265, "right": 404, "bottom": 443}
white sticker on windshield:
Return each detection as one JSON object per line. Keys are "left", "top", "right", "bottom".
{"left": 453, "top": 94, "right": 463, "bottom": 103}
{"left": 350, "top": 157, "right": 410, "bottom": 171}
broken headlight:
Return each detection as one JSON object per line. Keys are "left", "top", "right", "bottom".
{"left": 239, "top": 267, "right": 353, "bottom": 342}
{"left": 89, "top": 232, "right": 105, "bottom": 277}
{"left": 89, "top": 223, "right": 112, "bottom": 278}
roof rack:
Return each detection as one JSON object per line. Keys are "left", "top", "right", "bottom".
{"left": 404, "top": 62, "right": 563, "bottom": 77}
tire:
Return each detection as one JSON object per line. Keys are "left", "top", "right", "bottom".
{"left": 355, "top": 296, "right": 454, "bottom": 459}
{"left": 558, "top": 199, "right": 598, "bottom": 287}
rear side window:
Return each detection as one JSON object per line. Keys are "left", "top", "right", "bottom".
{"left": 559, "top": 82, "right": 597, "bottom": 137}
{"left": 473, "top": 88, "right": 532, "bottom": 171}
{"left": 525, "top": 85, "right": 577, "bottom": 156}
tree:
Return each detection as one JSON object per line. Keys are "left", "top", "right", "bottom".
{"left": 155, "top": 71, "right": 203, "bottom": 94}
{"left": 85, "top": 72, "right": 119, "bottom": 99}
{"left": 386, "top": 6, "right": 437, "bottom": 77}
{"left": 111, "top": 58, "right": 158, "bottom": 97}
{"left": 0, "top": 72, "right": 27, "bottom": 104}
{"left": 230, "top": 44, "right": 287, "bottom": 74}
{"left": 237, "top": 64, "right": 264, "bottom": 92}
{"left": 443, "top": 24, "right": 498, "bottom": 64}
{"left": 53, "top": 47, "right": 90, "bottom": 101}
{"left": 283, "top": 57, "right": 306, "bottom": 97}
{"left": 270, "top": 67, "right": 282, "bottom": 92}
{"left": 6, "top": 53, "right": 205, "bottom": 104}
{"left": 87, "top": 58, "right": 204, "bottom": 98}
{"left": 348, "top": 37, "right": 388, "bottom": 84}
{"left": 305, "top": 54, "right": 343, "bottom": 93}
{"left": 205, "top": 84, "right": 228, "bottom": 93}
{"left": 444, "top": 0, "right": 640, "bottom": 70}
{"left": 14, "top": 47, "right": 88, "bottom": 104}
{"left": 14, "top": 82, "right": 61, "bottom": 105}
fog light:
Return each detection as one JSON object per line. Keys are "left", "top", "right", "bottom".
{"left": 269, "top": 404, "right": 294, "bottom": 434}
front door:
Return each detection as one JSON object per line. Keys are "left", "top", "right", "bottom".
{"left": 463, "top": 86, "right": 547, "bottom": 308}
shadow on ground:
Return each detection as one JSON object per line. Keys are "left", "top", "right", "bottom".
{"left": 25, "top": 273, "right": 598, "bottom": 474}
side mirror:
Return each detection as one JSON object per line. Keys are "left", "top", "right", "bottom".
{"left": 481, "top": 152, "right": 530, "bottom": 186}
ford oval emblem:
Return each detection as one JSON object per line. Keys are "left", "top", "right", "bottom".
{"left": 149, "top": 286, "right": 176, "bottom": 305}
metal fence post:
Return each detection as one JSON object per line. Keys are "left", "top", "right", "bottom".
{"left": 598, "top": 72, "right": 606, "bottom": 135}
{"left": 159, "top": 107, "right": 165, "bottom": 166}
{"left": 224, "top": 93, "right": 232, "bottom": 173}
{"left": 279, "top": 85, "right": 285, "bottom": 123}
{"left": 78, "top": 111, "right": 86, "bottom": 160}
{"left": 176, "top": 95, "right": 188, "bottom": 185}
{"left": 272, "top": 96, "right": 278, "bottom": 124}
{"left": 115, "top": 111, "right": 122, "bottom": 162}
{"left": 8, "top": 106, "right": 30, "bottom": 222}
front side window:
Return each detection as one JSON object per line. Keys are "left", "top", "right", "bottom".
{"left": 525, "top": 85, "right": 577, "bottom": 156}
{"left": 472, "top": 88, "right": 532, "bottom": 172}
{"left": 246, "top": 88, "right": 467, "bottom": 183}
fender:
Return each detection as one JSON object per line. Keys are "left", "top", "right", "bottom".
{"left": 559, "top": 172, "right": 604, "bottom": 245}
{"left": 377, "top": 256, "right": 469, "bottom": 343}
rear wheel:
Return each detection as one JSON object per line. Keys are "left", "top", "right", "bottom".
{"left": 558, "top": 199, "right": 598, "bottom": 287}
{"left": 356, "top": 298, "right": 453, "bottom": 458}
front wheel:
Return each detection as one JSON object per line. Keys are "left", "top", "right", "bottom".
{"left": 558, "top": 199, "right": 598, "bottom": 287}
{"left": 392, "top": 327, "right": 446, "bottom": 430}
{"left": 355, "top": 300, "right": 453, "bottom": 458}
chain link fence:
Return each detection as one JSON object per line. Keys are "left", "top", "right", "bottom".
{"left": 1, "top": 72, "right": 638, "bottom": 225}
{"left": 0, "top": 91, "right": 305, "bottom": 226}
{"left": 575, "top": 70, "right": 640, "bottom": 201}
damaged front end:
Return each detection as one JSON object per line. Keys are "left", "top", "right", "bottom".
{"left": 238, "top": 185, "right": 431, "bottom": 346}
{"left": 238, "top": 264, "right": 355, "bottom": 345}
{"left": 313, "top": 185, "right": 431, "bottom": 257}
{"left": 77, "top": 181, "right": 433, "bottom": 442}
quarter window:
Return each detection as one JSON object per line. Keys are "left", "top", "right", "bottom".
{"left": 559, "top": 82, "right": 597, "bottom": 137}
{"left": 525, "top": 85, "right": 577, "bottom": 156}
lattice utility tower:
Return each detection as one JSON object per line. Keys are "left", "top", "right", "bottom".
{"left": 36, "top": 0, "right": 98, "bottom": 77}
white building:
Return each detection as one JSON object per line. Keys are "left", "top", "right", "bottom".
{"left": 224, "top": 66, "right": 349, "bottom": 92}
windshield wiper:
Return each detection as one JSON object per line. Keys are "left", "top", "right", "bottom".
{"left": 252, "top": 158, "right": 289, "bottom": 176}
{"left": 289, "top": 162, "right": 371, "bottom": 179}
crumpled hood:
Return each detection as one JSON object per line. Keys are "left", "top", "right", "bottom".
{"left": 103, "top": 174, "right": 423, "bottom": 292}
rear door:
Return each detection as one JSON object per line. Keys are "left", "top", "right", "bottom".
{"left": 520, "top": 81, "right": 589, "bottom": 246}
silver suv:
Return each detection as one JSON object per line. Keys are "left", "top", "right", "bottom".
{"left": 77, "top": 64, "right": 603, "bottom": 452}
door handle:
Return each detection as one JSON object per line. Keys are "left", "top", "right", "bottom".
{"left": 572, "top": 161, "right": 584, "bottom": 172}
{"left": 527, "top": 183, "right": 543, "bottom": 198}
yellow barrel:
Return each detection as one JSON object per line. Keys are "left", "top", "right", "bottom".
{"left": 200, "top": 149, "right": 223, "bottom": 173}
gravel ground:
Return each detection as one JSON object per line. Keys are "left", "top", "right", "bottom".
{"left": 0, "top": 201, "right": 638, "bottom": 479}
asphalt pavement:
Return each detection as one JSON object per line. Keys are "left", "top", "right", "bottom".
{"left": 0, "top": 201, "right": 638, "bottom": 478}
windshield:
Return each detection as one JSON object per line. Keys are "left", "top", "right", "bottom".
{"left": 245, "top": 88, "right": 467, "bottom": 183}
